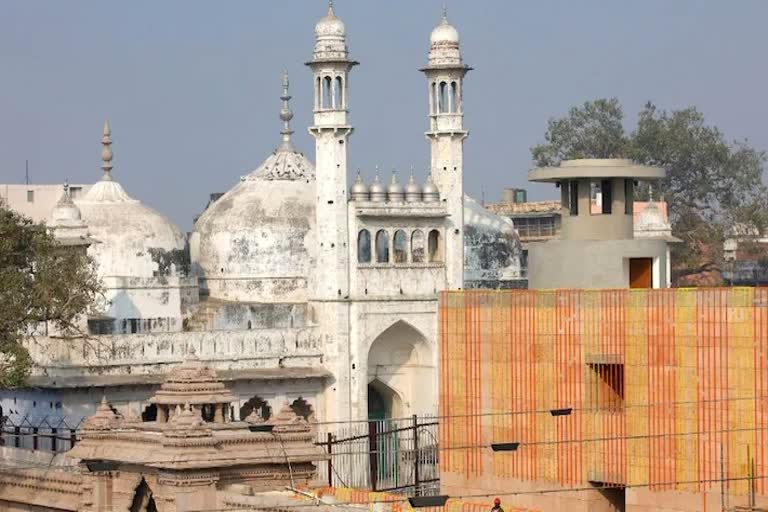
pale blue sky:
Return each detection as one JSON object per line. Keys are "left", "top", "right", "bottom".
{"left": 2, "top": 1, "right": 767, "bottom": 230}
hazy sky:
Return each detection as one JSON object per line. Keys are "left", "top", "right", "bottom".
{"left": 2, "top": 1, "right": 767, "bottom": 231}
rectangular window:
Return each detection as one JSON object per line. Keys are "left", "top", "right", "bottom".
{"left": 624, "top": 179, "right": 634, "bottom": 215}
{"left": 26, "top": 190, "right": 34, "bottom": 203}
{"left": 568, "top": 181, "right": 579, "bottom": 216}
{"left": 601, "top": 179, "right": 612, "bottom": 214}
{"left": 587, "top": 362, "right": 624, "bottom": 412}
{"left": 70, "top": 186, "right": 82, "bottom": 199}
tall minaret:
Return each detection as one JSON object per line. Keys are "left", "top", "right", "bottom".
{"left": 308, "top": 1, "right": 357, "bottom": 300}
{"left": 422, "top": 8, "right": 470, "bottom": 290}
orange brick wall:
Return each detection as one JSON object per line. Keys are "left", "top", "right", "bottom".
{"left": 439, "top": 288, "right": 768, "bottom": 509}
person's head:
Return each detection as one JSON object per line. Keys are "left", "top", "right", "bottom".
{"left": 494, "top": 498, "right": 501, "bottom": 507}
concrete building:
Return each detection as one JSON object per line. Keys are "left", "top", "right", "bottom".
{"left": 0, "top": 182, "right": 92, "bottom": 223}
{"left": 527, "top": 159, "right": 672, "bottom": 289}
{"left": 487, "top": 187, "right": 675, "bottom": 284}
{"left": 0, "top": 5, "right": 522, "bottom": 431}
{"left": 439, "top": 287, "right": 768, "bottom": 512}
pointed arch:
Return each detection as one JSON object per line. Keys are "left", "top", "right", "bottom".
{"left": 129, "top": 478, "right": 158, "bottom": 512}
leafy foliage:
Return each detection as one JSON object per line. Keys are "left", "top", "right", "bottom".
{"left": 531, "top": 99, "right": 768, "bottom": 284}
{"left": 0, "top": 207, "right": 101, "bottom": 387}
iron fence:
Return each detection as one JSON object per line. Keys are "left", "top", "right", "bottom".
{"left": 0, "top": 416, "right": 82, "bottom": 453}
{"left": 315, "top": 415, "right": 440, "bottom": 495}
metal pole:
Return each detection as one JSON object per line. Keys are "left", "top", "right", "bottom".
{"left": 32, "top": 427, "right": 38, "bottom": 451}
{"left": 327, "top": 432, "right": 333, "bottom": 488}
{"left": 413, "top": 414, "right": 421, "bottom": 496}
{"left": 369, "top": 421, "right": 378, "bottom": 491}
{"left": 51, "top": 427, "right": 57, "bottom": 452}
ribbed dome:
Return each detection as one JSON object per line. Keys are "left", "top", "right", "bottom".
{"left": 369, "top": 173, "right": 387, "bottom": 203}
{"left": 427, "top": 10, "right": 462, "bottom": 67}
{"left": 190, "top": 73, "right": 317, "bottom": 303}
{"left": 387, "top": 173, "right": 405, "bottom": 202}
{"left": 405, "top": 174, "right": 423, "bottom": 203}
{"left": 350, "top": 172, "right": 369, "bottom": 201}
{"left": 422, "top": 174, "right": 440, "bottom": 202}
{"left": 77, "top": 122, "right": 185, "bottom": 278}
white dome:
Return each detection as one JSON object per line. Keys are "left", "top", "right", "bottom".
{"left": 51, "top": 190, "right": 82, "bottom": 223}
{"left": 191, "top": 148, "right": 316, "bottom": 303}
{"left": 77, "top": 121, "right": 185, "bottom": 278}
{"left": 430, "top": 19, "right": 459, "bottom": 46}
{"left": 463, "top": 195, "right": 523, "bottom": 284}
{"left": 315, "top": 8, "right": 345, "bottom": 38}
{"left": 77, "top": 180, "right": 185, "bottom": 278}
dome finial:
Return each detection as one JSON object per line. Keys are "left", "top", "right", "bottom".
{"left": 100, "top": 120, "right": 113, "bottom": 181}
{"left": 442, "top": 4, "right": 448, "bottom": 23}
{"left": 328, "top": 0, "right": 334, "bottom": 14}
{"left": 278, "top": 70, "right": 295, "bottom": 151}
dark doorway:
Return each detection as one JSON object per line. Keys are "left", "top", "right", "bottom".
{"left": 141, "top": 404, "right": 157, "bottom": 422}
{"left": 368, "top": 384, "right": 386, "bottom": 421}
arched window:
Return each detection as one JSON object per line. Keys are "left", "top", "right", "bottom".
{"left": 322, "top": 76, "right": 333, "bottom": 110}
{"left": 393, "top": 230, "right": 408, "bottom": 263}
{"left": 315, "top": 77, "right": 321, "bottom": 110}
{"left": 450, "top": 81, "right": 458, "bottom": 113}
{"left": 431, "top": 82, "right": 438, "bottom": 114}
{"left": 239, "top": 395, "right": 272, "bottom": 421}
{"left": 334, "top": 76, "right": 344, "bottom": 109}
{"left": 358, "top": 229, "right": 371, "bottom": 263}
{"left": 411, "top": 230, "right": 425, "bottom": 263}
{"left": 438, "top": 81, "right": 448, "bottom": 113}
{"left": 376, "top": 230, "right": 390, "bottom": 263}
{"left": 428, "top": 229, "right": 443, "bottom": 262}
{"left": 290, "top": 397, "right": 315, "bottom": 421}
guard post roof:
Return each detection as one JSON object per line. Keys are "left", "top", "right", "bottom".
{"left": 528, "top": 158, "right": 666, "bottom": 183}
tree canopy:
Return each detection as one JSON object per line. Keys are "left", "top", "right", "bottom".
{"left": 531, "top": 99, "right": 768, "bottom": 284}
{"left": 0, "top": 207, "right": 101, "bottom": 387}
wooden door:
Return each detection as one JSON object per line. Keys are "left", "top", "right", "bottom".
{"left": 629, "top": 258, "right": 653, "bottom": 289}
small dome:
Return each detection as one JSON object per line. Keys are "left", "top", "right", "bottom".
{"left": 350, "top": 172, "right": 369, "bottom": 201}
{"left": 423, "top": 174, "right": 440, "bottom": 202}
{"left": 313, "top": 2, "right": 348, "bottom": 60}
{"left": 405, "top": 174, "right": 423, "bottom": 203}
{"left": 430, "top": 17, "right": 460, "bottom": 46}
{"left": 369, "top": 173, "right": 387, "bottom": 203}
{"left": 77, "top": 122, "right": 185, "bottom": 278}
{"left": 51, "top": 185, "right": 82, "bottom": 223}
{"left": 315, "top": 5, "right": 346, "bottom": 38}
{"left": 387, "top": 173, "right": 405, "bottom": 202}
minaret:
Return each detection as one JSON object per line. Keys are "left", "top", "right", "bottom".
{"left": 307, "top": 1, "right": 358, "bottom": 299}
{"left": 422, "top": 8, "right": 470, "bottom": 290}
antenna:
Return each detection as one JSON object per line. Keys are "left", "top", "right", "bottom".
{"left": 25, "top": 160, "right": 29, "bottom": 185}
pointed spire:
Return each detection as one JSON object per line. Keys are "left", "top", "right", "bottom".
{"left": 328, "top": 0, "right": 334, "bottom": 15}
{"left": 441, "top": 4, "right": 449, "bottom": 23}
{"left": 57, "top": 179, "right": 74, "bottom": 206}
{"left": 390, "top": 169, "right": 399, "bottom": 185}
{"left": 100, "top": 120, "right": 113, "bottom": 181}
{"left": 278, "top": 70, "right": 295, "bottom": 151}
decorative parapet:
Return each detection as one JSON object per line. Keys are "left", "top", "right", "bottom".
{"left": 23, "top": 327, "right": 327, "bottom": 388}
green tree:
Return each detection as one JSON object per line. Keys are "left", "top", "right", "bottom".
{"left": 530, "top": 98, "right": 768, "bottom": 284}
{"left": 0, "top": 207, "right": 101, "bottom": 387}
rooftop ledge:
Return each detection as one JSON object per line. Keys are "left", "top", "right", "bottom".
{"left": 528, "top": 158, "right": 666, "bottom": 183}
{"left": 353, "top": 204, "right": 449, "bottom": 218}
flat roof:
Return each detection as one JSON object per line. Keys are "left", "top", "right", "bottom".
{"left": 529, "top": 159, "right": 665, "bottom": 183}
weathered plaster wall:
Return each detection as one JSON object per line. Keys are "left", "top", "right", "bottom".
{"left": 191, "top": 179, "right": 316, "bottom": 303}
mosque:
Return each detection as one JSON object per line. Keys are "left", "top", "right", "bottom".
{"left": 0, "top": 4, "right": 522, "bottom": 427}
